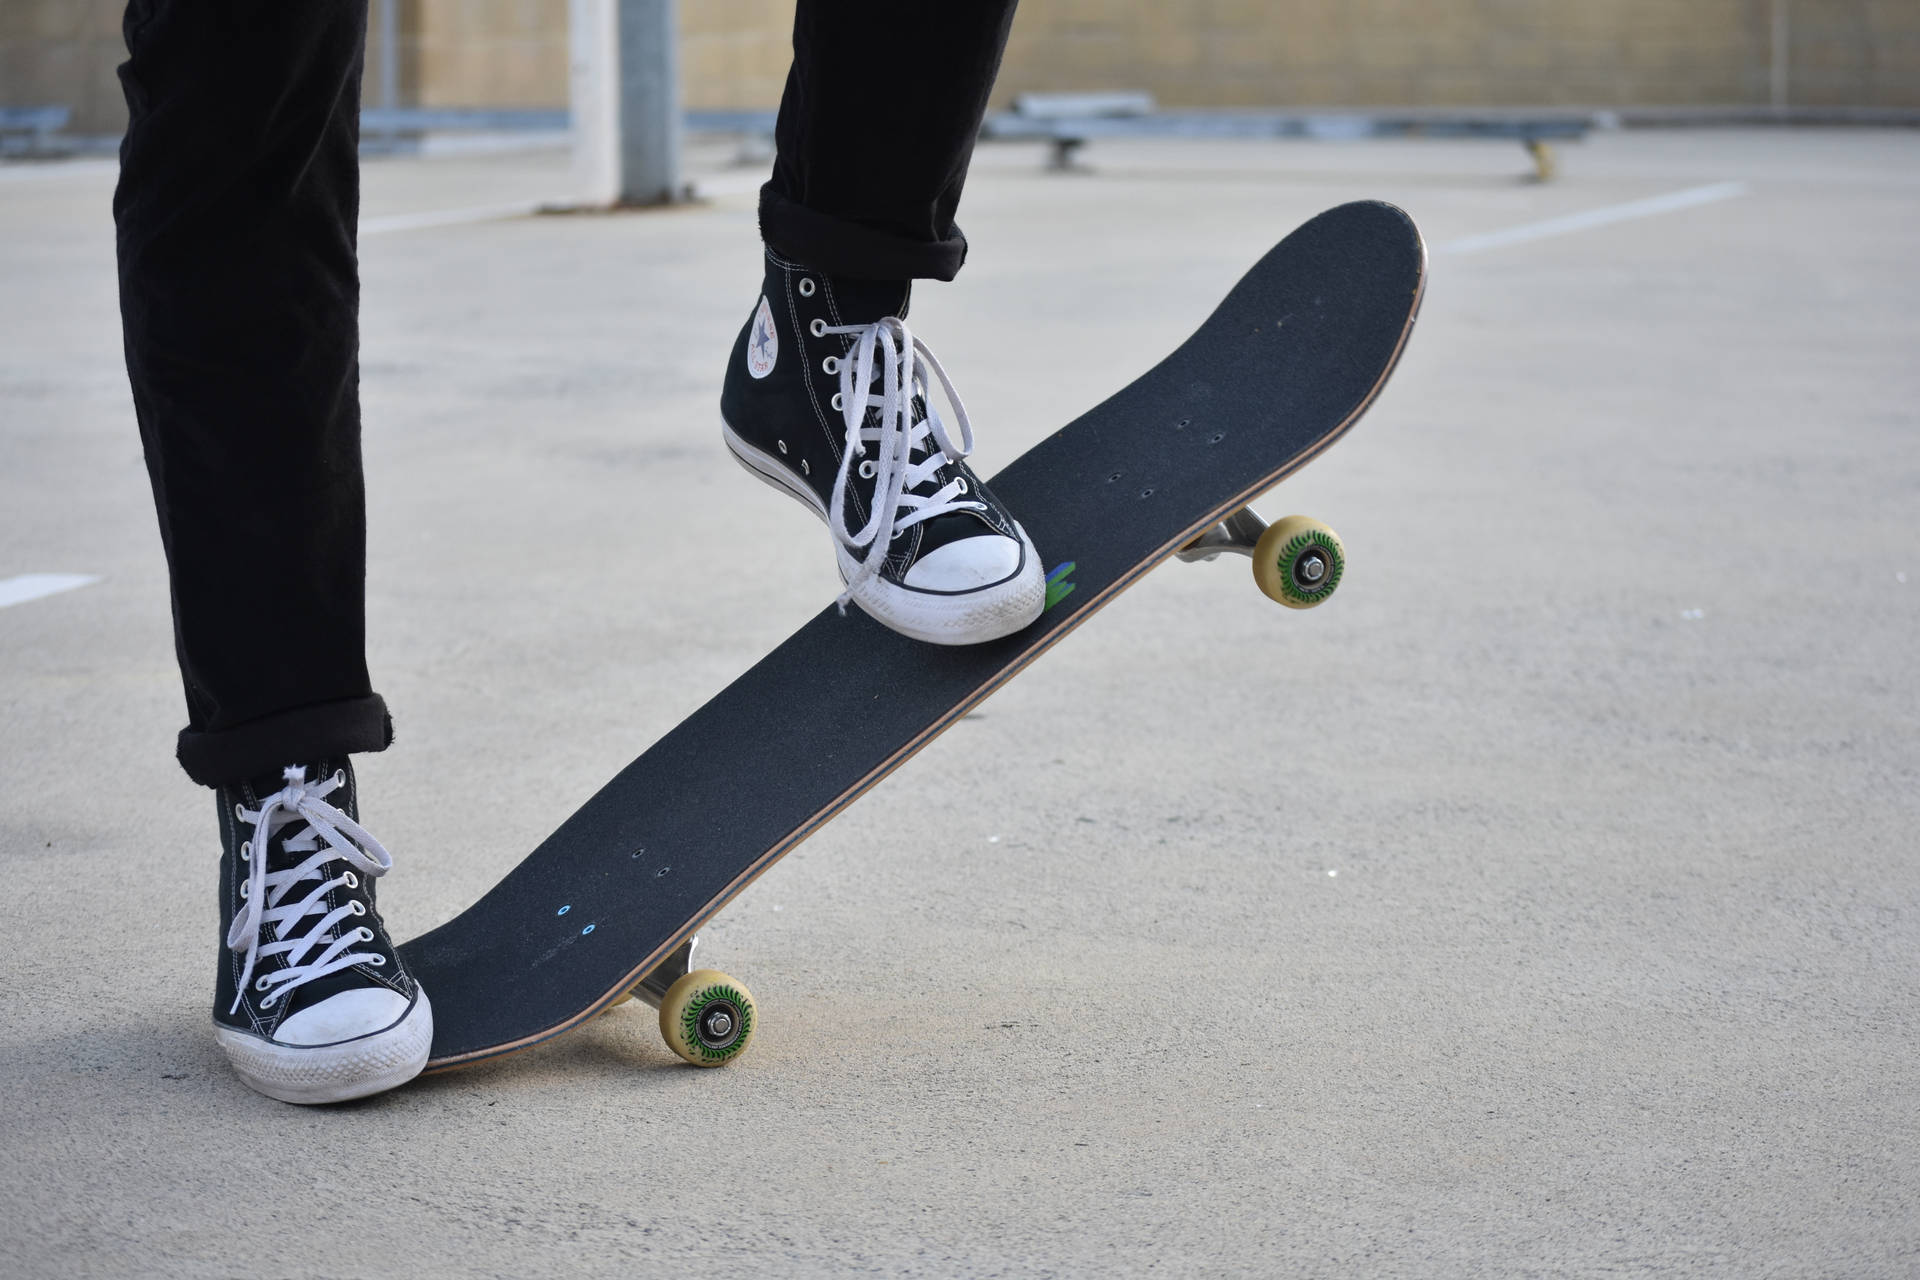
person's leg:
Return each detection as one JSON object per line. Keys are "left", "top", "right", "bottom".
{"left": 116, "top": 0, "right": 390, "bottom": 789}
{"left": 723, "top": 0, "right": 1044, "bottom": 645}
{"left": 759, "top": 0, "right": 1020, "bottom": 282}
{"left": 115, "top": 0, "right": 429, "bottom": 1103}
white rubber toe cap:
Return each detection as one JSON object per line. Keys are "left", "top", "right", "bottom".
{"left": 902, "top": 533, "right": 1023, "bottom": 592}
{"left": 218, "top": 988, "right": 432, "bottom": 1105}
{"left": 275, "top": 987, "right": 413, "bottom": 1046}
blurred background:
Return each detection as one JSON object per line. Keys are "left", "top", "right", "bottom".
{"left": 5, "top": 0, "right": 1918, "bottom": 153}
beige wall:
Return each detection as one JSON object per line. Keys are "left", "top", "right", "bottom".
{"left": 408, "top": 0, "right": 566, "bottom": 109}
{"left": 1791, "top": 0, "right": 1920, "bottom": 105}
{"left": 998, "top": 0, "right": 1763, "bottom": 107}
{"left": 1, "top": 0, "right": 126, "bottom": 136}
{"left": 4, "top": 0, "right": 1917, "bottom": 140}
{"left": 993, "top": 0, "right": 1920, "bottom": 110}
{"left": 398, "top": 0, "right": 796, "bottom": 111}
{"left": 682, "top": 0, "right": 792, "bottom": 111}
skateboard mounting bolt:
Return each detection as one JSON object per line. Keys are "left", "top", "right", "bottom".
{"left": 695, "top": 999, "right": 743, "bottom": 1049}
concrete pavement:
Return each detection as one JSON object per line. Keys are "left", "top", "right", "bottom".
{"left": 2, "top": 128, "right": 1917, "bottom": 1276}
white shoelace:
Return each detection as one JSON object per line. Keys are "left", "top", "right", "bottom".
{"left": 823, "top": 316, "right": 987, "bottom": 606}
{"left": 226, "top": 767, "right": 393, "bottom": 1016}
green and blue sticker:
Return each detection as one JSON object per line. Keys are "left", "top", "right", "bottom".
{"left": 1044, "top": 562, "right": 1077, "bottom": 611}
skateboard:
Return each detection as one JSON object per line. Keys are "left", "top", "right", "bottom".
{"left": 398, "top": 200, "right": 1426, "bottom": 1072}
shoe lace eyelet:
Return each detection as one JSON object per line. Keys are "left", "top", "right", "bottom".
{"left": 239, "top": 882, "right": 250, "bottom": 899}
{"left": 800, "top": 459, "right": 811, "bottom": 476}
{"left": 956, "top": 478, "right": 970, "bottom": 494}
{"left": 776, "top": 439, "right": 788, "bottom": 455}
{"left": 332, "top": 769, "right": 345, "bottom": 786}
{"left": 255, "top": 976, "right": 271, "bottom": 991}
{"left": 350, "top": 900, "right": 367, "bottom": 916}
{"left": 858, "top": 460, "right": 876, "bottom": 479}
{"left": 343, "top": 871, "right": 358, "bottom": 889}
{"left": 822, "top": 356, "right": 838, "bottom": 375}
{"left": 233, "top": 803, "right": 246, "bottom": 822}
{"left": 831, "top": 392, "right": 844, "bottom": 411}
{"left": 367, "top": 953, "right": 385, "bottom": 966}
{"left": 798, "top": 277, "right": 815, "bottom": 296}
{"left": 809, "top": 318, "right": 826, "bottom": 337}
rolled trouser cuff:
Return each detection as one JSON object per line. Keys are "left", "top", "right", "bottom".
{"left": 758, "top": 186, "right": 968, "bottom": 282}
{"left": 176, "top": 694, "right": 393, "bottom": 788}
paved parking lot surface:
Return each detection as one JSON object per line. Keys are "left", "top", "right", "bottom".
{"left": 3, "top": 128, "right": 1916, "bottom": 1276}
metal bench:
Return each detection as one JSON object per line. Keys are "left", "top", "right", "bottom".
{"left": 0, "top": 106, "right": 73, "bottom": 158}
{"left": 1352, "top": 112, "right": 1591, "bottom": 180}
{"left": 980, "top": 92, "right": 1156, "bottom": 170}
{"left": 982, "top": 97, "right": 1594, "bottom": 181}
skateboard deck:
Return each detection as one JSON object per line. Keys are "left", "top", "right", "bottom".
{"left": 399, "top": 200, "right": 1426, "bottom": 1071}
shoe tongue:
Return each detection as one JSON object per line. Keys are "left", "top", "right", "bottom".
{"left": 245, "top": 760, "right": 337, "bottom": 805}
{"left": 829, "top": 276, "right": 910, "bottom": 325}
{"left": 242, "top": 762, "right": 353, "bottom": 866}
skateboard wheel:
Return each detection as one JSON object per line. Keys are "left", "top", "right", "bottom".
{"left": 658, "top": 969, "right": 756, "bottom": 1067}
{"left": 1252, "top": 516, "right": 1344, "bottom": 609}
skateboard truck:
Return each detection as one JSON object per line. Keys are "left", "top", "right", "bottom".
{"left": 614, "top": 936, "right": 759, "bottom": 1067}
{"left": 1178, "top": 506, "right": 1346, "bottom": 609}
{"left": 628, "top": 936, "right": 697, "bottom": 1008}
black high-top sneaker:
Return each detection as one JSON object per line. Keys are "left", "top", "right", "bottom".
{"left": 720, "top": 248, "right": 1045, "bottom": 645}
{"left": 212, "top": 762, "right": 431, "bottom": 1104}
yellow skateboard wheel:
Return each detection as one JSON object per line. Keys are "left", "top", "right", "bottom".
{"left": 1252, "top": 515, "right": 1344, "bottom": 608}
{"left": 658, "top": 968, "right": 756, "bottom": 1067}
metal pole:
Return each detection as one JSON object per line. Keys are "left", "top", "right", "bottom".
{"left": 569, "top": 0, "right": 682, "bottom": 207}
{"left": 616, "top": 0, "right": 682, "bottom": 205}
{"left": 1770, "top": 0, "right": 1789, "bottom": 114}
{"left": 378, "top": 0, "right": 399, "bottom": 111}
{"left": 570, "top": 0, "right": 620, "bottom": 205}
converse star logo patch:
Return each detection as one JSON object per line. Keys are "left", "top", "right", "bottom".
{"left": 747, "top": 295, "right": 778, "bottom": 379}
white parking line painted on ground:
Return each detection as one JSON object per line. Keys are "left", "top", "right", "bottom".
{"left": 1440, "top": 182, "right": 1751, "bottom": 255}
{"left": 359, "top": 201, "right": 545, "bottom": 236}
{"left": 0, "top": 573, "right": 101, "bottom": 609}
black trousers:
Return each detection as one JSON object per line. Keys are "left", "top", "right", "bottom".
{"left": 115, "top": 0, "right": 1019, "bottom": 787}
